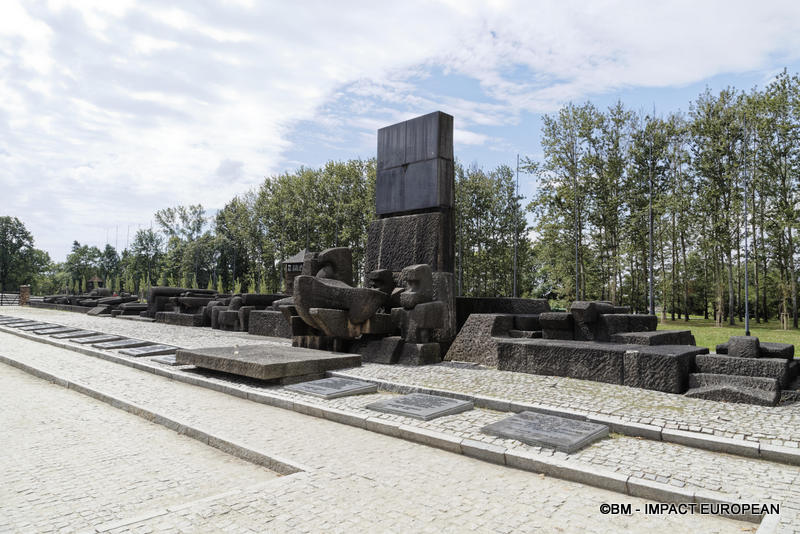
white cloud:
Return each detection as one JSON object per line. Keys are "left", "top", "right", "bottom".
{"left": 1, "top": 0, "right": 799, "bottom": 260}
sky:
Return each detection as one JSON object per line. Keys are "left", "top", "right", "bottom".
{"left": 3, "top": 0, "right": 800, "bottom": 262}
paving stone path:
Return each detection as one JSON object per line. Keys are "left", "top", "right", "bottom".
{"left": 0, "top": 318, "right": 745, "bottom": 533}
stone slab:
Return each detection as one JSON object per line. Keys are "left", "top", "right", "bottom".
{"left": 366, "top": 393, "right": 473, "bottom": 421}
{"left": 6, "top": 321, "right": 43, "bottom": 328}
{"left": 17, "top": 323, "right": 58, "bottom": 331}
{"left": 482, "top": 411, "right": 609, "bottom": 453}
{"left": 50, "top": 329, "right": 98, "bottom": 339}
{"left": 31, "top": 327, "right": 79, "bottom": 335}
{"left": 285, "top": 377, "right": 378, "bottom": 400}
{"left": 70, "top": 334, "right": 125, "bottom": 345}
{"left": 92, "top": 339, "right": 153, "bottom": 350}
{"left": 376, "top": 159, "right": 453, "bottom": 215}
{"left": 247, "top": 310, "right": 292, "bottom": 338}
{"left": 622, "top": 346, "right": 700, "bottom": 393}
{"left": 611, "top": 330, "right": 695, "bottom": 346}
{"left": 454, "top": 297, "right": 550, "bottom": 331}
{"left": 695, "top": 354, "right": 790, "bottom": 388}
{"left": 120, "top": 344, "right": 179, "bottom": 357}
{"left": 150, "top": 355, "right": 180, "bottom": 366}
{"left": 377, "top": 111, "right": 453, "bottom": 170}
{"left": 175, "top": 344, "right": 360, "bottom": 381}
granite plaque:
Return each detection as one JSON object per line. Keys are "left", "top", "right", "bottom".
{"left": 18, "top": 323, "right": 58, "bottom": 331}
{"left": 481, "top": 411, "right": 609, "bottom": 453}
{"left": 92, "top": 339, "right": 152, "bottom": 350}
{"left": 71, "top": 334, "right": 125, "bottom": 344}
{"left": 120, "top": 344, "right": 178, "bottom": 357}
{"left": 32, "top": 327, "right": 78, "bottom": 335}
{"left": 366, "top": 393, "right": 473, "bottom": 421}
{"left": 285, "top": 377, "right": 378, "bottom": 400}
{"left": 51, "top": 330, "right": 98, "bottom": 339}
{"left": 0, "top": 317, "right": 25, "bottom": 324}
{"left": 150, "top": 355, "right": 180, "bottom": 366}
{"left": 5, "top": 321, "right": 40, "bottom": 328}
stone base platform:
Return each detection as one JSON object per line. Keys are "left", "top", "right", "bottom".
{"left": 175, "top": 344, "right": 361, "bottom": 382}
{"left": 155, "top": 311, "right": 204, "bottom": 327}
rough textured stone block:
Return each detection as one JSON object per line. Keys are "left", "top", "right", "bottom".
{"left": 444, "top": 314, "right": 513, "bottom": 366}
{"left": 397, "top": 342, "right": 441, "bottom": 366}
{"left": 366, "top": 393, "right": 471, "bottom": 421}
{"left": 596, "top": 314, "right": 657, "bottom": 340}
{"left": 365, "top": 211, "right": 454, "bottom": 273}
{"left": 155, "top": 311, "right": 204, "bottom": 327}
{"left": 175, "top": 344, "right": 360, "bottom": 381}
{"left": 686, "top": 373, "right": 780, "bottom": 406}
{"left": 760, "top": 342, "right": 794, "bottom": 360}
{"left": 455, "top": 297, "right": 549, "bottom": 331}
{"left": 611, "top": 330, "right": 695, "bottom": 346}
{"left": 357, "top": 336, "right": 403, "bottom": 364}
{"left": 728, "top": 336, "right": 760, "bottom": 358}
{"left": 539, "top": 312, "right": 574, "bottom": 340}
{"left": 248, "top": 310, "right": 291, "bottom": 338}
{"left": 482, "top": 411, "right": 609, "bottom": 453}
{"left": 694, "top": 354, "right": 790, "bottom": 388}
{"left": 496, "top": 339, "right": 625, "bottom": 384}
{"left": 623, "top": 346, "right": 701, "bottom": 393}
{"left": 513, "top": 314, "right": 541, "bottom": 331}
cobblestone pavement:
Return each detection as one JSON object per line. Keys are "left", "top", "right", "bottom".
{"left": 0, "top": 365, "right": 279, "bottom": 533}
{"left": 0, "top": 329, "right": 745, "bottom": 533}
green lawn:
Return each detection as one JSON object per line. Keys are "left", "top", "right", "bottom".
{"left": 658, "top": 315, "right": 800, "bottom": 352}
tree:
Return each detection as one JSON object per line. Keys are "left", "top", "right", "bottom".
{"left": 0, "top": 216, "right": 36, "bottom": 292}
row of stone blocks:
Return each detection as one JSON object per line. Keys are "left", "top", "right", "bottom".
{"left": 495, "top": 338, "right": 708, "bottom": 394}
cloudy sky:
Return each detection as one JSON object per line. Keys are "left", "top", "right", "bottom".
{"left": 3, "top": 0, "right": 800, "bottom": 261}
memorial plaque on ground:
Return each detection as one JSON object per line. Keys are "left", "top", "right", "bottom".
{"left": 481, "top": 411, "right": 609, "bottom": 453}
{"left": 18, "top": 323, "right": 57, "bottom": 331}
{"left": 366, "top": 393, "right": 473, "bottom": 421}
{"left": 71, "top": 334, "right": 125, "bottom": 344}
{"left": 119, "top": 344, "right": 178, "bottom": 357}
{"left": 51, "top": 330, "right": 98, "bottom": 339}
{"left": 285, "top": 377, "right": 378, "bottom": 400}
{"left": 150, "top": 355, "right": 180, "bottom": 366}
{"left": 5, "top": 321, "right": 40, "bottom": 328}
{"left": 32, "top": 327, "right": 77, "bottom": 335}
{"left": 92, "top": 339, "right": 153, "bottom": 350}
{"left": 0, "top": 317, "right": 25, "bottom": 324}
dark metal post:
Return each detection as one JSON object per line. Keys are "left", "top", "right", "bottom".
{"left": 744, "top": 122, "right": 751, "bottom": 336}
{"left": 513, "top": 154, "right": 519, "bottom": 298}
{"left": 648, "top": 113, "right": 655, "bottom": 315}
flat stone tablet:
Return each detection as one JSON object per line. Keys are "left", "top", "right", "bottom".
{"left": 4, "top": 321, "right": 40, "bottom": 328}
{"left": 92, "top": 339, "right": 153, "bottom": 350}
{"left": 71, "top": 334, "right": 125, "bottom": 344}
{"left": 366, "top": 393, "right": 473, "bottom": 421}
{"left": 0, "top": 317, "right": 25, "bottom": 324}
{"left": 285, "top": 377, "right": 378, "bottom": 399}
{"left": 18, "top": 323, "right": 58, "bottom": 331}
{"left": 120, "top": 344, "right": 178, "bottom": 357}
{"left": 150, "top": 355, "right": 181, "bottom": 366}
{"left": 481, "top": 411, "right": 609, "bottom": 453}
{"left": 175, "top": 344, "right": 360, "bottom": 380}
{"left": 51, "top": 330, "right": 99, "bottom": 339}
{"left": 32, "top": 326, "right": 77, "bottom": 335}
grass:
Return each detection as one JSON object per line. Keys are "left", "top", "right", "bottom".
{"left": 658, "top": 315, "right": 800, "bottom": 352}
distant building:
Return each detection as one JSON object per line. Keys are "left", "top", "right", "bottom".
{"left": 282, "top": 250, "right": 307, "bottom": 293}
